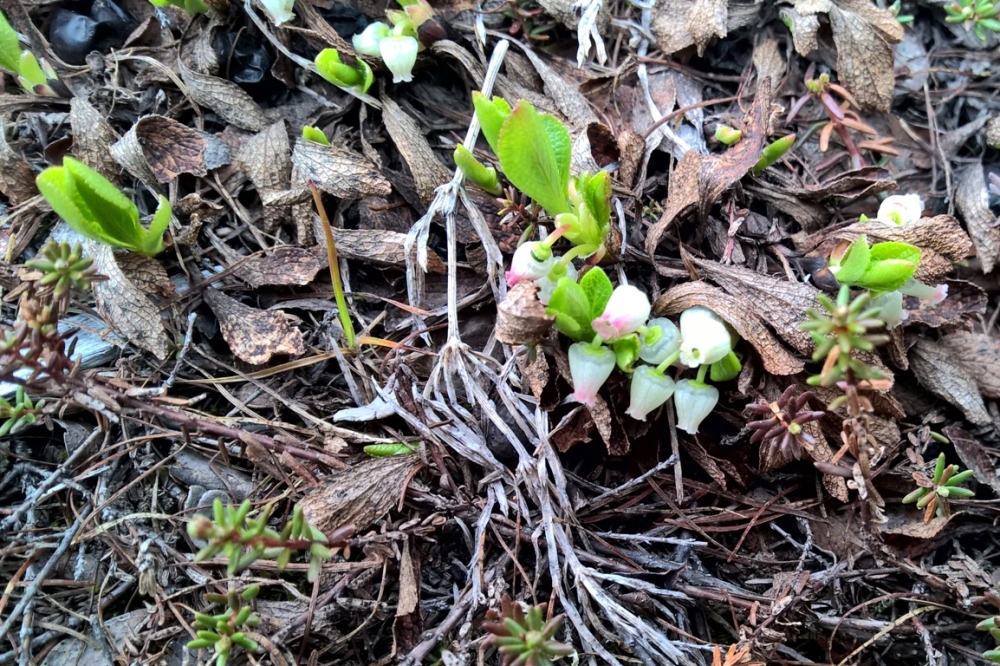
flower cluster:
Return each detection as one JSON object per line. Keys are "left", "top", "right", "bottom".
{"left": 351, "top": 0, "right": 440, "bottom": 84}
{"left": 508, "top": 241, "right": 739, "bottom": 433}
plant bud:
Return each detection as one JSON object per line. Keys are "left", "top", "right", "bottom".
{"left": 506, "top": 241, "right": 555, "bottom": 287}
{"left": 673, "top": 379, "right": 719, "bottom": 434}
{"left": 626, "top": 365, "right": 676, "bottom": 421}
{"left": 678, "top": 306, "right": 732, "bottom": 367}
{"left": 876, "top": 194, "right": 922, "bottom": 225}
{"left": 638, "top": 317, "right": 680, "bottom": 364}
{"left": 592, "top": 284, "right": 651, "bottom": 341}
{"left": 568, "top": 342, "right": 616, "bottom": 408}
{"left": 353, "top": 22, "right": 390, "bottom": 56}
{"left": 378, "top": 35, "right": 419, "bottom": 83}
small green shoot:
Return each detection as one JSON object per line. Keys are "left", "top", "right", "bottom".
{"left": 714, "top": 125, "right": 742, "bottom": 146}
{"left": 889, "top": 0, "right": 914, "bottom": 24}
{"left": 187, "top": 585, "right": 261, "bottom": 666}
{"left": 0, "top": 386, "right": 43, "bottom": 436}
{"left": 546, "top": 266, "right": 612, "bottom": 342}
{"left": 826, "top": 235, "right": 921, "bottom": 293}
{"left": 944, "top": 0, "right": 1000, "bottom": 40}
{"left": 36, "top": 157, "right": 172, "bottom": 256}
{"left": 750, "top": 134, "right": 796, "bottom": 175}
{"left": 453, "top": 145, "right": 501, "bottom": 195}
{"left": 302, "top": 126, "right": 331, "bottom": 145}
{"left": 315, "top": 48, "right": 374, "bottom": 94}
{"left": 482, "top": 594, "right": 574, "bottom": 665}
{"left": 363, "top": 442, "right": 417, "bottom": 457}
{"left": 0, "top": 9, "right": 60, "bottom": 96}
{"left": 148, "top": 0, "right": 210, "bottom": 13}
{"left": 902, "top": 453, "right": 975, "bottom": 522}
{"left": 25, "top": 241, "right": 96, "bottom": 298}
{"left": 309, "top": 183, "right": 357, "bottom": 349}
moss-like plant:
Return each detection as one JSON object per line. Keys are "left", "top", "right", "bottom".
{"left": 36, "top": 157, "right": 172, "bottom": 256}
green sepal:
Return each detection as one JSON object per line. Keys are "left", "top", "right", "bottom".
{"left": 546, "top": 276, "right": 594, "bottom": 341}
{"left": 578, "top": 266, "right": 612, "bottom": 320}
{"left": 471, "top": 92, "right": 511, "bottom": 154}
{"left": 709, "top": 350, "right": 741, "bottom": 382}
{"left": 612, "top": 334, "right": 639, "bottom": 372}
{"left": 453, "top": 145, "right": 501, "bottom": 195}
{"left": 495, "top": 100, "right": 572, "bottom": 217}
{"left": 302, "top": 126, "right": 330, "bottom": 145}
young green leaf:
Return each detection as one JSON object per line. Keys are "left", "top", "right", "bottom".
{"left": 546, "top": 277, "right": 595, "bottom": 341}
{"left": 315, "top": 48, "right": 373, "bottom": 94}
{"left": 0, "top": 10, "right": 21, "bottom": 74}
{"left": 142, "top": 196, "right": 172, "bottom": 256}
{"left": 496, "top": 101, "right": 572, "bottom": 217}
{"left": 471, "top": 92, "right": 511, "bottom": 154}
{"left": 453, "top": 145, "right": 501, "bottom": 195}
{"left": 831, "top": 236, "right": 870, "bottom": 285}
{"left": 612, "top": 334, "right": 639, "bottom": 372}
{"left": 17, "top": 51, "right": 46, "bottom": 87}
{"left": 579, "top": 266, "right": 612, "bottom": 320}
{"left": 302, "top": 126, "right": 331, "bottom": 145}
{"left": 854, "top": 241, "right": 920, "bottom": 291}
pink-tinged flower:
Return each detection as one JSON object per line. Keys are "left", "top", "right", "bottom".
{"left": 899, "top": 278, "right": 948, "bottom": 306}
{"left": 505, "top": 241, "right": 555, "bottom": 287}
{"left": 876, "top": 194, "right": 923, "bottom": 226}
{"left": 639, "top": 317, "right": 680, "bottom": 365}
{"left": 568, "top": 342, "right": 616, "bottom": 408}
{"left": 673, "top": 380, "right": 719, "bottom": 434}
{"left": 626, "top": 365, "right": 676, "bottom": 421}
{"left": 679, "top": 306, "right": 732, "bottom": 368}
{"left": 592, "top": 284, "right": 651, "bottom": 341}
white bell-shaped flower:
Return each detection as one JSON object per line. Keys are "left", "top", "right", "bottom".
{"left": 673, "top": 380, "right": 719, "bottom": 434}
{"left": 378, "top": 35, "right": 419, "bottom": 83}
{"left": 260, "top": 0, "right": 295, "bottom": 25}
{"left": 626, "top": 365, "right": 676, "bottom": 421}
{"left": 678, "top": 306, "right": 732, "bottom": 367}
{"left": 568, "top": 342, "right": 616, "bottom": 408}
{"left": 536, "top": 263, "right": 577, "bottom": 305}
{"left": 639, "top": 317, "right": 681, "bottom": 365}
{"left": 876, "top": 194, "right": 922, "bottom": 226}
{"left": 870, "top": 291, "right": 908, "bottom": 329}
{"left": 898, "top": 278, "right": 948, "bottom": 305}
{"left": 353, "top": 22, "right": 390, "bottom": 57}
{"left": 505, "top": 241, "right": 555, "bottom": 287}
{"left": 592, "top": 284, "right": 651, "bottom": 341}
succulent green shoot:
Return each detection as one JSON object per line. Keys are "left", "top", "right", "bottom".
{"left": 902, "top": 453, "right": 975, "bottom": 523}
{"left": 714, "top": 125, "right": 742, "bottom": 146}
{"left": 36, "top": 157, "right": 172, "bottom": 256}
{"left": 315, "top": 48, "right": 374, "bottom": 94}
{"left": 301, "top": 126, "right": 331, "bottom": 145}
{"left": 148, "top": 0, "right": 209, "bottom": 13}
{"left": 750, "top": 134, "right": 796, "bottom": 175}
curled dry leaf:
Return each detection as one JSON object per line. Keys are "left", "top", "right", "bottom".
{"left": 232, "top": 247, "right": 326, "bottom": 288}
{"left": 291, "top": 138, "right": 391, "bottom": 199}
{"left": 955, "top": 163, "right": 1000, "bottom": 273}
{"left": 828, "top": 0, "right": 903, "bottom": 112}
{"left": 203, "top": 289, "right": 305, "bottom": 365}
{"left": 495, "top": 281, "right": 555, "bottom": 345}
{"left": 179, "top": 59, "right": 268, "bottom": 131}
{"left": 299, "top": 455, "right": 422, "bottom": 534}
{"left": 943, "top": 425, "right": 1000, "bottom": 496}
{"left": 0, "top": 121, "right": 38, "bottom": 205}
{"left": 653, "top": 281, "right": 804, "bottom": 375}
{"left": 69, "top": 98, "right": 122, "bottom": 185}
{"left": 515, "top": 46, "right": 598, "bottom": 127}
{"left": 687, "top": 254, "right": 818, "bottom": 354}
{"left": 646, "top": 78, "right": 772, "bottom": 256}
{"left": 238, "top": 121, "right": 291, "bottom": 230}
{"left": 380, "top": 95, "right": 451, "bottom": 205}
{"left": 132, "top": 115, "right": 231, "bottom": 183}
{"left": 651, "top": 0, "right": 759, "bottom": 58}
{"left": 115, "top": 253, "right": 175, "bottom": 298}
{"left": 939, "top": 332, "right": 1000, "bottom": 399}
{"left": 334, "top": 228, "right": 444, "bottom": 272}
{"left": 909, "top": 338, "right": 991, "bottom": 426}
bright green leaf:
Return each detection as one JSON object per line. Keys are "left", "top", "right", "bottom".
{"left": 579, "top": 266, "right": 612, "bottom": 320}
{"left": 0, "top": 11, "right": 20, "bottom": 74}
{"left": 855, "top": 241, "right": 920, "bottom": 291}
{"left": 612, "top": 334, "right": 639, "bottom": 372}
{"left": 302, "top": 126, "right": 330, "bottom": 145}
{"left": 17, "top": 51, "right": 45, "bottom": 87}
{"left": 471, "top": 92, "right": 510, "bottom": 154}
{"left": 496, "top": 100, "right": 572, "bottom": 217}
{"left": 453, "top": 145, "right": 501, "bottom": 195}
{"left": 832, "top": 235, "right": 870, "bottom": 284}
{"left": 546, "top": 277, "right": 594, "bottom": 341}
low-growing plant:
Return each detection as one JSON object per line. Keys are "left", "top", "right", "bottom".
{"left": 945, "top": 0, "right": 1000, "bottom": 41}
{"left": 745, "top": 386, "right": 825, "bottom": 465}
{"left": 187, "top": 499, "right": 352, "bottom": 581}
{"left": 350, "top": 0, "right": 441, "bottom": 84}
{"left": 314, "top": 48, "right": 374, "bottom": 94}
{"left": 0, "top": 9, "right": 60, "bottom": 96}
{"left": 903, "top": 452, "right": 975, "bottom": 522}
{"left": 36, "top": 157, "right": 172, "bottom": 256}
{"left": 0, "top": 386, "right": 44, "bottom": 436}
{"left": 482, "top": 594, "right": 575, "bottom": 665}
{"left": 187, "top": 585, "right": 262, "bottom": 666}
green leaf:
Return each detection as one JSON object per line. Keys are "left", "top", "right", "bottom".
{"left": 0, "top": 11, "right": 21, "bottom": 74}
{"left": 64, "top": 157, "right": 144, "bottom": 245}
{"left": 17, "top": 51, "right": 45, "bottom": 87}
{"left": 471, "top": 92, "right": 510, "bottom": 154}
{"left": 612, "top": 334, "right": 639, "bottom": 372}
{"left": 709, "top": 351, "right": 742, "bottom": 382}
{"left": 546, "top": 277, "right": 594, "bottom": 341}
{"left": 453, "top": 145, "right": 501, "bottom": 195}
{"left": 852, "top": 241, "right": 920, "bottom": 291}
{"left": 36, "top": 166, "right": 119, "bottom": 247}
{"left": 578, "top": 171, "right": 611, "bottom": 245}
{"left": 302, "top": 126, "right": 330, "bottom": 145}
{"left": 496, "top": 101, "right": 572, "bottom": 217}
{"left": 314, "top": 49, "right": 370, "bottom": 92}
{"left": 832, "top": 235, "right": 870, "bottom": 284}
{"left": 142, "top": 195, "right": 171, "bottom": 255}
{"left": 579, "top": 266, "right": 612, "bottom": 320}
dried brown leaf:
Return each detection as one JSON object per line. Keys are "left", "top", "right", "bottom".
{"left": 0, "top": 122, "right": 37, "bottom": 205}
{"left": 495, "top": 281, "right": 555, "bottom": 345}
{"left": 955, "top": 163, "right": 1000, "bottom": 273}
{"left": 238, "top": 120, "right": 291, "bottom": 192}
{"left": 881, "top": 510, "right": 954, "bottom": 539}
{"left": 786, "top": 166, "right": 896, "bottom": 203}
{"left": 910, "top": 338, "right": 991, "bottom": 426}
{"left": 291, "top": 138, "right": 391, "bottom": 199}
{"left": 752, "top": 37, "right": 786, "bottom": 88}
{"left": 939, "top": 332, "right": 1000, "bottom": 399}
{"left": 232, "top": 247, "right": 325, "bottom": 288}
{"left": 392, "top": 539, "right": 422, "bottom": 653}
{"left": 115, "top": 253, "right": 175, "bottom": 298}
{"left": 69, "top": 98, "right": 122, "bottom": 185}
{"left": 687, "top": 255, "right": 819, "bottom": 354}
{"left": 179, "top": 60, "right": 268, "bottom": 131}
{"left": 780, "top": 7, "right": 822, "bottom": 56}
{"left": 617, "top": 129, "right": 645, "bottom": 189}
{"left": 653, "top": 281, "right": 804, "bottom": 375}
{"left": 944, "top": 426, "right": 1000, "bottom": 496}
{"left": 300, "top": 455, "right": 421, "bottom": 534}
{"left": 646, "top": 79, "right": 772, "bottom": 255}
{"left": 380, "top": 95, "right": 450, "bottom": 205}
{"left": 685, "top": 437, "right": 727, "bottom": 489}
{"left": 903, "top": 281, "right": 986, "bottom": 328}
{"left": 516, "top": 46, "right": 599, "bottom": 127}
{"left": 651, "top": 0, "right": 759, "bottom": 58}
{"left": 336, "top": 228, "right": 444, "bottom": 272}
{"left": 133, "top": 115, "right": 230, "bottom": 183}
{"left": 828, "top": 0, "right": 903, "bottom": 112}
{"left": 686, "top": 0, "right": 727, "bottom": 56}
{"left": 203, "top": 289, "right": 304, "bottom": 365}
{"left": 550, "top": 406, "right": 594, "bottom": 453}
